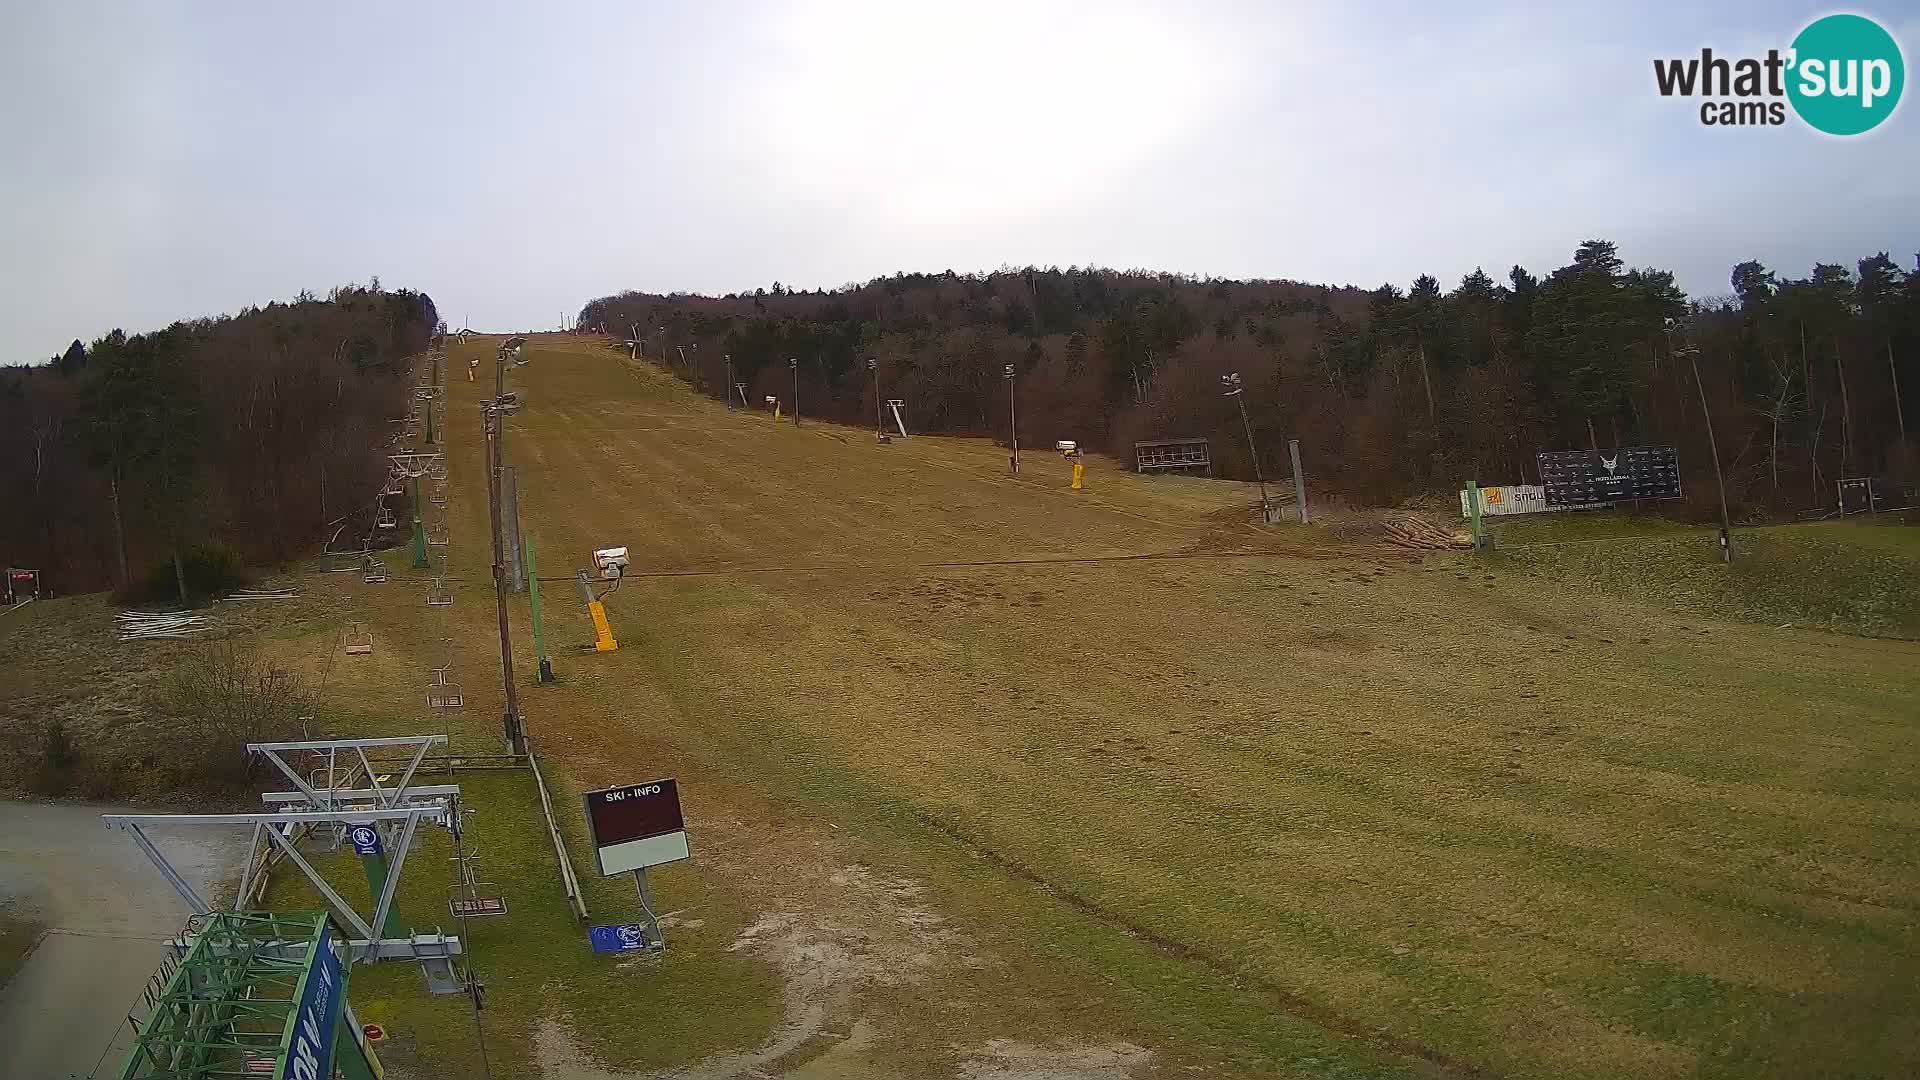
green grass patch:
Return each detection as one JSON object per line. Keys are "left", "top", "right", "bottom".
{"left": 1489, "top": 516, "right": 1920, "bottom": 637}
{"left": 262, "top": 769, "right": 779, "bottom": 1079}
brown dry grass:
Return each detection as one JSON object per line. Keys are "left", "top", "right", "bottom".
{"left": 17, "top": 332, "right": 1914, "bottom": 1079}
{"left": 432, "top": 334, "right": 1920, "bottom": 1080}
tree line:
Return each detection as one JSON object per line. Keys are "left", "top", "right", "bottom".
{"left": 2, "top": 284, "right": 439, "bottom": 595}
{"left": 580, "top": 242, "right": 1918, "bottom": 518}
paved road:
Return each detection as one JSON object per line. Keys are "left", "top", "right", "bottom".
{"left": 0, "top": 800, "right": 247, "bottom": 1080}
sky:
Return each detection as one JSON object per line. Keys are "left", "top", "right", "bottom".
{"left": 2, "top": 1, "right": 1916, "bottom": 362}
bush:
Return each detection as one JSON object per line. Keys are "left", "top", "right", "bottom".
{"left": 147, "top": 642, "right": 309, "bottom": 795}
{"left": 128, "top": 543, "right": 247, "bottom": 607}
{"left": 27, "top": 720, "right": 75, "bottom": 797}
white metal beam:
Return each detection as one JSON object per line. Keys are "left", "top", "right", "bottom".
{"left": 260, "top": 784, "right": 460, "bottom": 805}
{"left": 262, "top": 822, "right": 378, "bottom": 941}
{"left": 248, "top": 735, "right": 447, "bottom": 753}
{"left": 104, "top": 806, "right": 447, "bottom": 828}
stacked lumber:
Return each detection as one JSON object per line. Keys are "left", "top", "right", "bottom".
{"left": 1383, "top": 514, "right": 1472, "bottom": 551}
{"left": 218, "top": 587, "right": 299, "bottom": 602}
{"left": 117, "top": 609, "right": 216, "bottom": 641}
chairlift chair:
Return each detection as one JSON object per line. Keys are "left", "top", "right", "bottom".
{"left": 321, "top": 519, "right": 359, "bottom": 557}
{"left": 375, "top": 505, "right": 397, "bottom": 530}
{"left": 426, "top": 520, "right": 451, "bottom": 545}
{"left": 427, "top": 577, "right": 453, "bottom": 607}
{"left": 344, "top": 622, "right": 373, "bottom": 655}
{"left": 429, "top": 460, "right": 449, "bottom": 481}
{"left": 427, "top": 679, "right": 465, "bottom": 709}
{"left": 431, "top": 481, "right": 449, "bottom": 506}
{"left": 362, "top": 557, "right": 386, "bottom": 585}
{"left": 426, "top": 641, "right": 464, "bottom": 708}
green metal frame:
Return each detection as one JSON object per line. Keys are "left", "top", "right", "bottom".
{"left": 117, "top": 911, "right": 352, "bottom": 1080}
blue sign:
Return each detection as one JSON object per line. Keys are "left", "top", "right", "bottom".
{"left": 277, "top": 924, "right": 344, "bottom": 1080}
{"left": 348, "top": 825, "right": 383, "bottom": 856}
{"left": 589, "top": 923, "right": 650, "bottom": 954}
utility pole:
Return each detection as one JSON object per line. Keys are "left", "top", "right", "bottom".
{"left": 486, "top": 338, "right": 529, "bottom": 754}
{"left": 1687, "top": 347, "right": 1735, "bottom": 564}
{"left": 1669, "top": 320, "right": 1733, "bottom": 564}
{"left": 482, "top": 404, "right": 525, "bottom": 753}
{"left": 789, "top": 358, "right": 801, "bottom": 425}
{"left": 1004, "top": 363, "right": 1020, "bottom": 474}
{"left": 869, "top": 357, "right": 882, "bottom": 440}
{"left": 724, "top": 354, "right": 735, "bottom": 411}
{"left": 1222, "top": 372, "right": 1272, "bottom": 523}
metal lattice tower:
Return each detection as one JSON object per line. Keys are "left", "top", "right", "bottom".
{"left": 117, "top": 910, "right": 378, "bottom": 1080}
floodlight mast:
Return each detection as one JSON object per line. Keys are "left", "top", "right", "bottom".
{"left": 869, "top": 357, "right": 882, "bottom": 440}
{"left": 1005, "top": 363, "right": 1020, "bottom": 474}
{"left": 789, "top": 357, "right": 801, "bottom": 425}
{"left": 1222, "top": 372, "right": 1272, "bottom": 523}
{"left": 1667, "top": 318, "right": 1734, "bottom": 563}
{"left": 486, "top": 337, "right": 529, "bottom": 756}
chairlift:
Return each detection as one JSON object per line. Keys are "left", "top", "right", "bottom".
{"left": 431, "top": 481, "right": 449, "bottom": 506}
{"left": 426, "top": 641, "right": 464, "bottom": 708}
{"left": 319, "top": 525, "right": 367, "bottom": 571}
{"left": 362, "top": 557, "right": 386, "bottom": 585}
{"left": 428, "top": 578, "right": 453, "bottom": 607}
{"left": 427, "top": 679, "right": 465, "bottom": 709}
{"left": 381, "top": 476, "right": 403, "bottom": 497}
{"left": 429, "top": 460, "right": 449, "bottom": 481}
{"left": 375, "top": 505, "right": 397, "bottom": 530}
{"left": 445, "top": 878, "right": 507, "bottom": 919}
{"left": 426, "top": 520, "right": 451, "bottom": 545}
{"left": 344, "top": 623, "right": 373, "bottom": 655}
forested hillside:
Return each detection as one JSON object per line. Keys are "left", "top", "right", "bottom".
{"left": 2, "top": 285, "right": 438, "bottom": 595}
{"left": 581, "top": 243, "right": 1918, "bottom": 518}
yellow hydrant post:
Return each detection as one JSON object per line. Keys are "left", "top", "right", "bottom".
{"left": 1071, "top": 459, "right": 1084, "bottom": 490}
{"left": 589, "top": 599, "right": 618, "bottom": 652}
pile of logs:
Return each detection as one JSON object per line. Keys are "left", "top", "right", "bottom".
{"left": 117, "top": 609, "right": 216, "bottom": 641}
{"left": 1383, "top": 514, "right": 1473, "bottom": 551}
{"left": 218, "top": 587, "right": 300, "bottom": 602}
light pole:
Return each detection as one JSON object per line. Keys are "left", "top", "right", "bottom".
{"left": 482, "top": 382, "right": 527, "bottom": 757}
{"left": 1668, "top": 321, "right": 1734, "bottom": 563}
{"left": 689, "top": 343, "right": 699, "bottom": 391}
{"left": 789, "top": 358, "right": 801, "bottom": 425}
{"left": 869, "top": 357, "right": 882, "bottom": 440}
{"left": 724, "top": 354, "right": 735, "bottom": 411}
{"left": 1222, "top": 372, "right": 1272, "bottom": 523}
{"left": 1005, "top": 363, "right": 1019, "bottom": 474}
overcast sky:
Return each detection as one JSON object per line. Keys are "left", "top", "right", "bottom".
{"left": 2, "top": 1, "right": 1915, "bottom": 362}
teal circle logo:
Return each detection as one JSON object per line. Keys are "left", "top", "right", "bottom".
{"left": 1787, "top": 13, "right": 1905, "bottom": 135}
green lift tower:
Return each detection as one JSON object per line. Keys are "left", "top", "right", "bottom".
{"left": 117, "top": 911, "right": 383, "bottom": 1080}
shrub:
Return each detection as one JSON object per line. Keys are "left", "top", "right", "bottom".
{"left": 128, "top": 543, "right": 247, "bottom": 607}
{"left": 27, "top": 721, "right": 75, "bottom": 797}
{"left": 147, "top": 642, "right": 308, "bottom": 795}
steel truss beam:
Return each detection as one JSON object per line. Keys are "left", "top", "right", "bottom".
{"left": 102, "top": 805, "right": 462, "bottom": 969}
